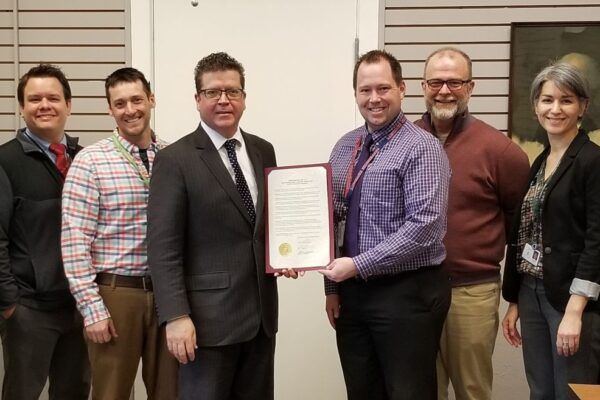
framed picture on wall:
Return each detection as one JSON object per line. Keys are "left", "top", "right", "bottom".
{"left": 509, "top": 21, "right": 600, "bottom": 161}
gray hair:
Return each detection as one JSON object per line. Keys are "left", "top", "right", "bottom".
{"left": 530, "top": 62, "right": 590, "bottom": 111}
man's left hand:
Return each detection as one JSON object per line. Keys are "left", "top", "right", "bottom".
{"left": 319, "top": 257, "right": 358, "bottom": 283}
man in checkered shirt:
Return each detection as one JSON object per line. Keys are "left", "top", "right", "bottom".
{"left": 321, "top": 50, "right": 452, "bottom": 400}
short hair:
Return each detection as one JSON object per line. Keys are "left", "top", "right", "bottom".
{"left": 17, "top": 64, "right": 71, "bottom": 107}
{"left": 194, "top": 52, "right": 245, "bottom": 93}
{"left": 423, "top": 47, "right": 473, "bottom": 79}
{"left": 530, "top": 62, "right": 590, "bottom": 110}
{"left": 105, "top": 67, "right": 152, "bottom": 103}
{"left": 353, "top": 50, "right": 403, "bottom": 90}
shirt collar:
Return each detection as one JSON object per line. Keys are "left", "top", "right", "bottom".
{"left": 201, "top": 120, "right": 244, "bottom": 151}
{"left": 113, "top": 128, "right": 158, "bottom": 153}
{"left": 25, "top": 128, "right": 67, "bottom": 150}
{"left": 365, "top": 112, "right": 405, "bottom": 144}
{"left": 421, "top": 110, "right": 472, "bottom": 137}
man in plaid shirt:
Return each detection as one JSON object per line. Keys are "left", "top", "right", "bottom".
{"left": 61, "top": 68, "right": 177, "bottom": 399}
{"left": 321, "top": 50, "right": 452, "bottom": 400}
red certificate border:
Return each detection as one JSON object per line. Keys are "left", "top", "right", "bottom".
{"left": 264, "top": 163, "right": 334, "bottom": 273}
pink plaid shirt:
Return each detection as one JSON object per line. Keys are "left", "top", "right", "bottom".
{"left": 61, "top": 132, "right": 168, "bottom": 326}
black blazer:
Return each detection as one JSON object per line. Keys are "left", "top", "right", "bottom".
{"left": 147, "top": 125, "right": 278, "bottom": 347}
{"left": 503, "top": 131, "right": 600, "bottom": 312}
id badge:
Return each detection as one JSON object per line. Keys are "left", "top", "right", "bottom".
{"left": 521, "top": 243, "right": 541, "bottom": 266}
{"left": 337, "top": 220, "right": 346, "bottom": 245}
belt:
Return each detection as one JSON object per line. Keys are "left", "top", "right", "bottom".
{"left": 95, "top": 272, "right": 153, "bottom": 291}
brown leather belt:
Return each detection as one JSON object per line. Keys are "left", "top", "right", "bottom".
{"left": 95, "top": 272, "right": 153, "bottom": 291}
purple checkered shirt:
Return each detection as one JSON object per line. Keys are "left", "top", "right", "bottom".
{"left": 325, "top": 112, "right": 450, "bottom": 294}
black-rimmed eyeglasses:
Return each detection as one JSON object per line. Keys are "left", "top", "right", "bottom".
{"left": 425, "top": 79, "right": 471, "bottom": 91}
{"left": 198, "top": 88, "right": 245, "bottom": 100}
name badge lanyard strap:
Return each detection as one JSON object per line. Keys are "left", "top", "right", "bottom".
{"left": 529, "top": 161, "right": 549, "bottom": 248}
{"left": 112, "top": 135, "right": 151, "bottom": 188}
{"left": 342, "top": 117, "right": 406, "bottom": 202}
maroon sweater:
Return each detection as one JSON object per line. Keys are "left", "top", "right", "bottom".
{"left": 415, "top": 112, "right": 530, "bottom": 286}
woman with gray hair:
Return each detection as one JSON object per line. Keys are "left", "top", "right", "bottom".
{"left": 502, "top": 62, "right": 600, "bottom": 399}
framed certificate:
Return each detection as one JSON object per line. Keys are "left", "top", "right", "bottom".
{"left": 264, "top": 163, "right": 334, "bottom": 272}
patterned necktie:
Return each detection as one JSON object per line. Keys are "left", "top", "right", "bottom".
{"left": 224, "top": 139, "right": 256, "bottom": 225}
{"left": 48, "top": 143, "right": 70, "bottom": 178}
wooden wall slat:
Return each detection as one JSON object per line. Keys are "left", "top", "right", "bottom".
{"left": 18, "top": 12, "right": 125, "bottom": 28}
{"left": 73, "top": 131, "right": 114, "bottom": 146}
{"left": 385, "top": 26, "right": 510, "bottom": 42}
{"left": 0, "top": 29, "right": 12, "bottom": 44}
{"left": 19, "top": 63, "right": 126, "bottom": 80}
{"left": 385, "top": 43, "right": 509, "bottom": 60}
{"left": 18, "top": 0, "right": 126, "bottom": 10}
{"left": 386, "top": 7, "right": 600, "bottom": 25}
{"left": 0, "top": 46, "right": 12, "bottom": 62}
{"left": 0, "top": 64, "right": 15, "bottom": 77}
{"left": 0, "top": 96, "right": 12, "bottom": 111}
{"left": 387, "top": 0, "right": 600, "bottom": 8}
{"left": 70, "top": 81, "right": 107, "bottom": 97}
{"left": 70, "top": 97, "right": 110, "bottom": 114}
{"left": 0, "top": 12, "right": 12, "bottom": 27}
{"left": 0, "top": 80, "right": 13, "bottom": 96}
{"left": 66, "top": 115, "right": 115, "bottom": 131}
{"left": 0, "top": 114, "right": 14, "bottom": 130}
{"left": 19, "top": 29, "right": 125, "bottom": 45}
{"left": 401, "top": 61, "right": 509, "bottom": 79}
{"left": 19, "top": 46, "right": 125, "bottom": 63}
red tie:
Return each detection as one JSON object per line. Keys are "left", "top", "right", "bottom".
{"left": 49, "top": 143, "right": 69, "bottom": 177}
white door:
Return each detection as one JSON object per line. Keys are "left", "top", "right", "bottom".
{"left": 145, "top": 1, "right": 378, "bottom": 399}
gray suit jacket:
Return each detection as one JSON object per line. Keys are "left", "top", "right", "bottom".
{"left": 147, "top": 124, "right": 278, "bottom": 346}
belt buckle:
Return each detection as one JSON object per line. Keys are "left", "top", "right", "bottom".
{"left": 142, "top": 276, "right": 148, "bottom": 291}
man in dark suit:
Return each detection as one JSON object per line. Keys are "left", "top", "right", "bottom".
{"left": 147, "top": 52, "right": 279, "bottom": 400}
{"left": 0, "top": 64, "right": 90, "bottom": 399}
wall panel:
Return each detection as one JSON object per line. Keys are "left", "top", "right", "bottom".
{"left": 384, "top": 0, "right": 600, "bottom": 133}
{"left": 0, "top": 1, "right": 129, "bottom": 144}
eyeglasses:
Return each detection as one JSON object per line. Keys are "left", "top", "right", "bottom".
{"left": 198, "top": 88, "right": 245, "bottom": 100}
{"left": 425, "top": 79, "right": 471, "bottom": 91}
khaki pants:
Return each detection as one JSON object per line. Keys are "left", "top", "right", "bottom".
{"left": 87, "top": 285, "right": 177, "bottom": 400}
{"left": 437, "top": 281, "right": 500, "bottom": 400}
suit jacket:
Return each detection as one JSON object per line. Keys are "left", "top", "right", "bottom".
{"left": 503, "top": 131, "right": 600, "bottom": 312}
{"left": 147, "top": 124, "right": 278, "bottom": 347}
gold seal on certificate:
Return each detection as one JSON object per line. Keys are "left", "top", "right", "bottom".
{"left": 265, "top": 163, "right": 335, "bottom": 273}
{"left": 278, "top": 243, "right": 292, "bottom": 256}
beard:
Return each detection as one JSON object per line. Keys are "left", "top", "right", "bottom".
{"left": 426, "top": 97, "right": 469, "bottom": 121}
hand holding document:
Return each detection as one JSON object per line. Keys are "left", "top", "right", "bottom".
{"left": 265, "top": 163, "right": 334, "bottom": 273}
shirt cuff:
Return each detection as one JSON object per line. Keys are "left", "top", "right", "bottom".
{"left": 353, "top": 253, "right": 373, "bottom": 280}
{"left": 569, "top": 278, "right": 600, "bottom": 300}
{"left": 324, "top": 277, "right": 339, "bottom": 295}
{"left": 82, "top": 300, "right": 111, "bottom": 327}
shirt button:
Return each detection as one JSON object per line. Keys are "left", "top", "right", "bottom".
{"left": 544, "top": 247, "right": 552, "bottom": 255}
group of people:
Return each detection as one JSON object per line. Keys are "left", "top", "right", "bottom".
{"left": 0, "top": 45, "right": 597, "bottom": 400}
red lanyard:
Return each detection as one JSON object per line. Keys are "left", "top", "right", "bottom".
{"left": 342, "top": 116, "right": 406, "bottom": 200}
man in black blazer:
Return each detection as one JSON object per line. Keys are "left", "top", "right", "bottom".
{"left": 0, "top": 65, "right": 90, "bottom": 399}
{"left": 147, "top": 52, "right": 278, "bottom": 400}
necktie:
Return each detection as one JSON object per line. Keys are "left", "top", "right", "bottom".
{"left": 224, "top": 139, "right": 256, "bottom": 225}
{"left": 343, "top": 133, "right": 373, "bottom": 257}
{"left": 49, "top": 143, "right": 70, "bottom": 178}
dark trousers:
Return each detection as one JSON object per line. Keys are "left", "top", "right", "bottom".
{"left": 1, "top": 304, "right": 90, "bottom": 400}
{"left": 178, "top": 327, "right": 275, "bottom": 400}
{"left": 519, "top": 275, "right": 600, "bottom": 400}
{"left": 336, "top": 266, "right": 451, "bottom": 400}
